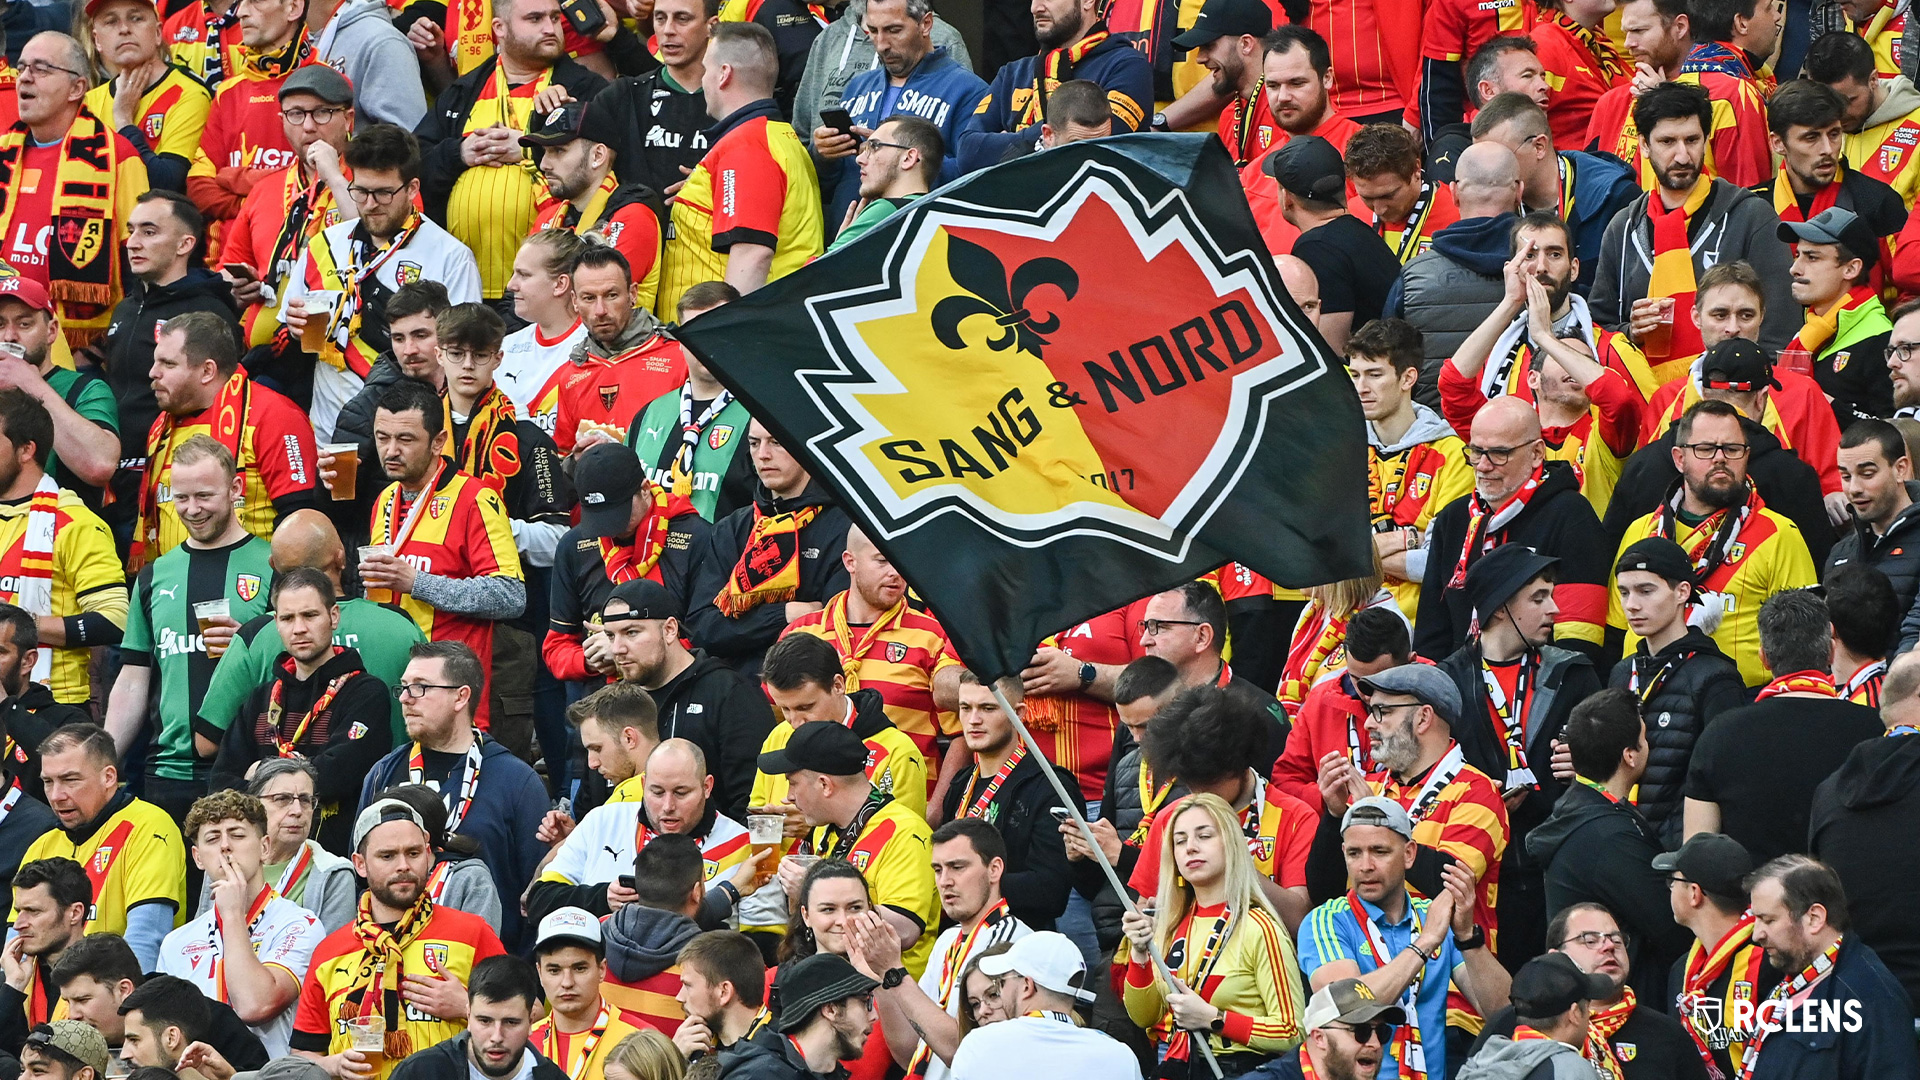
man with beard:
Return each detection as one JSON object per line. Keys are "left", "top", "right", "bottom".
{"left": 810, "top": 0, "right": 982, "bottom": 224}
{"left": 292, "top": 799, "right": 507, "bottom": 1079}
{"left": 1240, "top": 27, "right": 1366, "bottom": 253}
{"left": 1297, "top": 979, "right": 1406, "bottom": 1080}
{"left": 553, "top": 248, "right": 686, "bottom": 456}
{"left": 1471, "top": 904, "right": 1705, "bottom": 1078}
{"left": 718, "top": 953, "right": 880, "bottom": 1079}
{"left": 0, "top": 279, "right": 119, "bottom": 509}
{"left": 1440, "top": 214, "right": 1648, "bottom": 517}
{"left": 956, "top": 0, "right": 1150, "bottom": 173}
{"left": 1830, "top": 420, "right": 1920, "bottom": 625}
{"left": 523, "top": 101, "right": 662, "bottom": 308}
{"left": 1670, "top": 0, "right": 1776, "bottom": 190}
{"left": 1805, "top": 30, "right": 1920, "bottom": 213}
{"left": 415, "top": 0, "right": 607, "bottom": 305}
{"left": 1437, "top": 543, "right": 1602, "bottom": 964}
{"left": 0, "top": 859, "right": 85, "bottom": 1037}
{"left": 586, "top": 0, "right": 717, "bottom": 209}
{"left": 1737, "top": 856, "right": 1918, "bottom": 1078}
{"left": 1585, "top": 0, "right": 1693, "bottom": 176}
{"left": 105, "top": 433, "right": 276, "bottom": 827}
{"left": 1528, "top": 0, "right": 1630, "bottom": 148}
{"left": 1779, "top": 207, "right": 1896, "bottom": 427}
{"left": 1169, "top": 0, "right": 1275, "bottom": 168}
{"left": 1753, "top": 83, "right": 1905, "bottom": 291}
{"left": 282, "top": 125, "right": 482, "bottom": 439}
{"left": 1299, "top": 796, "right": 1510, "bottom": 1080}
{"left": 1612, "top": 400, "right": 1818, "bottom": 687}
{"left": 386, "top": 956, "right": 559, "bottom": 1080}
{"left": 183, "top": 0, "right": 309, "bottom": 229}
{"left": 1592, "top": 83, "right": 1799, "bottom": 358}
{"left": 670, "top": 932, "right": 766, "bottom": 1062}
{"left": 208, "top": 568, "right": 393, "bottom": 849}
{"left": 1889, "top": 299, "right": 1920, "bottom": 418}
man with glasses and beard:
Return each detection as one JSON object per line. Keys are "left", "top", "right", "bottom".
{"left": 1611, "top": 399, "right": 1818, "bottom": 688}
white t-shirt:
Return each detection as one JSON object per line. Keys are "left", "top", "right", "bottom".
{"left": 914, "top": 913, "right": 1032, "bottom": 1080}
{"left": 948, "top": 1015, "right": 1143, "bottom": 1080}
{"left": 498, "top": 320, "right": 588, "bottom": 437}
{"left": 546, "top": 800, "right": 750, "bottom": 887}
{"left": 158, "top": 893, "right": 326, "bottom": 1056}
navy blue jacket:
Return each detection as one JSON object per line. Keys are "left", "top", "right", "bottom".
{"left": 1559, "top": 150, "right": 1640, "bottom": 292}
{"left": 1746, "top": 936, "right": 1918, "bottom": 1080}
{"left": 957, "top": 30, "right": 1152, "bottom": 173}
{"left": 822, "top": 47, "right": 985, "bottom": 224}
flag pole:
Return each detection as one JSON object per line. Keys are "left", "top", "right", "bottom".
{"left": 987, "top": 682, "right": 1225, "bottom": 1080}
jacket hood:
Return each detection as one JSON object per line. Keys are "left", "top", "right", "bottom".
{"left": 1430, "top": 212, "right": 1519, "bottom": 276}
{"left": 279, "top": 646, "right": 368, "bottom": 686}
{"left": 603, "top": 904, "right": 702, "bottom": 983}
{"left": 330, "top": 0, "right": 391, "bottom": 31}
{"left": 1370, "top": 402, "right": 1456, "bottom": 453}
{"left": 140, "top": 268, "right": 240, "bottom": 316}
{"left": 575, "top": 307, "right": 670, "bottom": 362}
{"left": 1524, "top": 780, "right": 1623, "bottom": 865}
{"left": 1866, "top": 76, "right": 1920, "bottom": 130}
{"left": 1849, "top": 481, "right": 1920, "bottom": 548}
{"left": 1830, "top": 730, "right": 1920, "bottom": 811}
{"left": 847, "top": 687, "right": 893, "bottom": 738}
{"left": 752, "top": 478, "right": 838, "bottom": 515}
{"left": 1529, "top": 458, "right": 1583, "bottom": 506}
{"left": 1459, "top": 1036, "right": 1581, "bottom": 1079}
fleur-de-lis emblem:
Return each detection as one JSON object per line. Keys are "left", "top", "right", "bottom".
{"left": 929, "top": 235, "right": 1079, "bottom": 358}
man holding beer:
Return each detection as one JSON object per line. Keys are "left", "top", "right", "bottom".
{"left": 291, "top": 799, "right": 506, "bottom": 1080}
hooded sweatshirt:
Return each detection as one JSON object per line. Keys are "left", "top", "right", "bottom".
{"left": 1389, "top": 212, "right": 1517, "bottom": 405}
{"left": 603, "top": 902, "right": 699, "bottom": 1030}
{"left": 313, "top": 0, "right": 426, "bottom": 129}
{"left": 1810, "top": 731, "right": 1920, "bottom": 1012}
{"left": 793, "top": 0, "right": 972, "bottom": 149}
{"left": 650, "top": 650, "right": 779, "bottom": 819}
{"left": 1456, "top": 1034, "right": 1594, "bottom": 1080}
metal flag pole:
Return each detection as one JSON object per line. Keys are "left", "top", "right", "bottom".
{"left": 985, "top": 682, "right": 1225, "bottom": 1080}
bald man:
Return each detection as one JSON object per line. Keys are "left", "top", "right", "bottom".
{"left": 1412, "top": 395, "right": 1613, "bottom": 661}
{"left": 1388, "top": 142, "right": 1527, "bottom": 402}
{"left": 784, "top": 523, "right": 966, "bottom": 812}
{"left": 1277, "top": 255, "right": 1323, "bottom": 333}
{"left": 192, "top": 510, "right": 428, "bottom": 754}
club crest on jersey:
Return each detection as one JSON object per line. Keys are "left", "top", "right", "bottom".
{"left": 885, "top": 641, "right": 908, "bottom": 663}
{"left": 1832, "top": 351, "right": 1850, "bottom": 373}
{"left": 92, "top": 846, "right": 114, "bottom": 872}
{"left": 144, "top": 114, "right": 165, "bottom": 140}
{"left": 423, "top": 944, "right": 448, "bottom": 975}
{"left": 429, "top": 496, "right": 450, "bottom": 518}
{"left": 348, "top": 721, "right": 368, "bottom": 741}
{"left": 1413, "top": 473, "right": 1430, "bottom": 497}
{"left": 1257, "top": 835, "right": 1275, "bottom": 862}
{"left": 600, "top": 386, "right": 620, "bottom": 411}
{"left": 708, "top": 424, "right": 734, "bottom": 450}
{"left": 1727, "top": 541, "right": 1747, "bottom": 564}
{"left": 236, "top": 574, "right": 261, "bottom": 601}
{"left": 849, "top": 849, "right": 873, "bottom": 871}
{"left": 397, "top": 262, "right": 423, "bottom": 285}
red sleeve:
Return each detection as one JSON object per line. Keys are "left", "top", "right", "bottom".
{"left": 251, "top": 394, "right": 319, "bottom": 499}
{"left": 1437, "top": 358, "right": 1488, "bottom": 439}
{"left": 293, "top": 938, "right": 342, "bottom": 1037}
{"left": 219, "top": 185, "right": 263, "bottom": 268}
{"left": 1127, "top": 810, "right": 1167, "bottom": 896}
{"left": 543, "top": 628, "right": 590, "bottom": 682}
{"left": 1420, "top": 0, "right": 1470, "bottom": 60}
{"left": 1272, "top": 790, "right": 1316, "bottom": 890}
{"left": 1711, "top": 80, "right": 1775, "bottom": 189}
{"left": 472, "top": 925, "right": 507, "bottom": 963}
{"left": 1643, "top": 378, "right": 1684, "bottom": 443}
{"left": 188, "top": 171, "right": 249, "bottom": 225}
{"left": 709, "top": 124, "right": 787, "bottom": 252}
{"left": 1584, "top": 368, "right": 1644, "bottom": 456}
{"left": 1270, "top": 694, "right": 1325, "bottom": 813}
{"left": 1893, "top": 204, "right": 1920, "bottom": 297}
{"left": 606, "top": 203, "right": 661, "bottom": 282}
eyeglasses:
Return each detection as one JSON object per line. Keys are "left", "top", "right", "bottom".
{"left": 1139, "top": 618, "right": 1202, "bottom": 637}
{"left": 1677, "top": 441, "right": 1751, "bottom": 460}
{"left": 1890, "top": 341, "right": 1920, "bottom": 364}
{"left": 261, "top": 792, "right": 317, "bottom": 809}
{"left": 441, "top": 348, "right": 499, "bottom": 368}
{"left": 1365, "top": 702, "right": 1421, "bottom": 721}
{"left": 396, "top": 681, "right": 462, "bottom": 699}
{"left": 18, "top": 60, "right": 84, "bottom": 80}
{"left": 348, "top": 184, "right": 408, "bottom": 205}
{"left": 282, "top": 106, "right": 348, "bottom": 126}
{"left": 1561, "top": 931, "right": 1628, "bottom": 950}
{"left": 1461, "top": 439, "right": 1542, "bottom": 466}
{"left": 1327, "top": 1021, "right": 1396, "bottom": 1045}
{"left": 856, "top": 138, "right": 913, "bottom": 157}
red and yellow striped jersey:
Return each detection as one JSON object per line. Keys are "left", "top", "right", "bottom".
{"left": 601, "top": 966, "right": 686, "bottom": 1036}
{"left": 290, "top": 906, "right": 506, "bottom": 1078}
{"left": 783, "top": 593, "right": 962, "bottom": 757}
{"left": 142, "top": 383, "right": 317, "bottom": 557}
{"left": 1369, "top": 747, "right": 1509, "bottom": 940}
{"left": 0, "top": 489, "right": 125, "bottom": 704}
{"left": 1369, "top": 436, "right": 1474, "bottom": 616}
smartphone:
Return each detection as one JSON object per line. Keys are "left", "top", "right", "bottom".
{"left": 618, "top": 874, "right": 637, "bottom": 891}
{"left": 821, "top": 107, "right": 855, "bottom": 136}
{"left": 222, "top": 262, "right": 257, "bottom": 281}
{"left": 1048, "top": 806, "right": 1072, "bottom": 823}
{"left": 560, "top": 0, "right": 606, "bottom": 38}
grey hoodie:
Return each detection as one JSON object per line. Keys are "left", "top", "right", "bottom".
{"left": 1368, "top": 402, "right": 1457, "bottom": 455}
{"left": 1863, "top": 75, "right": 1920, "bottom": 133}
{"left": 316, "top": 0, "right": 428, "bottom": 129}
{"left": 1456, "top": 1035, "right": 1595, "bottom": 1080}
{"left": 792, "top": 0, "right": 973, "bottom": 148}
{"left": 570, "top": 306, "right": 671, "bottom": 364}
{"left": 604, "top": 903, "right": 701, "bottom": 984}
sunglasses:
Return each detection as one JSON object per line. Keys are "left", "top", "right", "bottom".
{"left": 1328, "top": 1021, "right": 1396, "bottom": 1045}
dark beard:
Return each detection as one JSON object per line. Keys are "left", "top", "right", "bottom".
{"left": 1036, "top": 6, "right": 1085, "bottom": 51}
{"left": 1691, "top": 477, "right": 1749, "bottom": 511}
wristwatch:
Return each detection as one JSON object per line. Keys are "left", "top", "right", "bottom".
{"left": 882, "top": 967, "right": 909, "bottom": 990}
{"left": 1151, "top": 112, "right": 1171, "bottom": 132}
{"left": 1457, "top": 925, "right": 1487, "bottom": 952}
{"left": 1078, "top": 661, "right": 1098, "bottom": 689}
{"left": 1209, "top": 1014, "right": 1225, "bottom": 1034}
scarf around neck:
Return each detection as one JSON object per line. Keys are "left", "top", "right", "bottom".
{"left": 1645, "top": 174, "right": 1715, "bottom": 360}
{"left": 1023, "top": 24, "right": 1111, "bottom": 125}
{"left": 345, "top": 890, "right": 437, "bottom": 1059}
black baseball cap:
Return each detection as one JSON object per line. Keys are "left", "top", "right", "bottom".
{"left": 1172, "top": 0, "right": 1273, "bottom": 51}
{"left": 1777, "top": 206, "right": 1880, "bottom": 271}
{"left": 1464, "top": 543, "right": 1559, "bottom": 628}
{"left": 520, "top": 99, "right": 623, "bottom": 149}
{"left": 1614, "top": 537, "right": 1695, "bottom": 590}
{"left": 773, "top": 954, "right": 880, "bottom": 1033}
{"left": 1699, "top": 338, "right": 1777, "bottom": 392}
{"left": 575, "top": 444, "right": 648, "bottom": 538}
{"left": 1652, "top": 832, "right": 1754, "bottom": 899}
{"left": 758, "top": 721, "right": 869, "bottom": 777}
{"left": 1510, "top": 953, "right": 1615, "bottom": 1016}
{"left": 604, "top": 579, "right": 682, "bottom": 622}
{"left": 1263, "top": 135, "right": 1347, "bottom": 203}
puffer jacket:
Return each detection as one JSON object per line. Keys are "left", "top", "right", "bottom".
{"left": 1386, "top": 213, "right": 1516, "bottom": 406}
{"left": 1828, "top": 482, "right": 1920, "bottom": 651}
{"left": 1606, "top": 627, "right": 1748, "bottom": 846}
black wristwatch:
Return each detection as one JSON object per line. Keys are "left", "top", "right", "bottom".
{"left": 1078, "top": 661, "right": 1098, "bottom": 689}
{"left": 1210, "top": 1014, "right": 1225, "bottom": 1034}
{"left": 1151, "top": 112, "right": 1171, "bottom": 132}
{"left": 882, "top": 967, "right": 909, "bottom": 989}
{"left": 1457, "top": 925, "right": 1487, "bottom": 952}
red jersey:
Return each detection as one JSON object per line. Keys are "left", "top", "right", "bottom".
{"left": 366, "top": 467, "right": 524, "bottom": 730}
{"left": 1421, "top": 0, "right": 1536, "bottom": 65}
{"left": 1531, "top": 13, "right": 1630, "bottom": 148}
{"left": 1675, "top": 43, "right": 1774, "bottom": 188}
{"left": 1586, "top": 84, "right": 1643, "bottom": 175}
{"left": 1128, "top": 776, "right": 1315, "bottom": 892}
{"left": 601, "top": 966, "right": 687, "bottom": 1037}
{"left": 1241, "top": 111, "right": 1366, "bottom": 255}
{"left": 1218, "top": 88, "right": 1280, "bottom": 168}
{"left": 530, "top": 178, "right": 663, "bottom": 310}
{"left": 1369, "top": 745, "right": 1509, "bottom": 940}
{"left": 1270, "top": 674, "right": 1374, "bottom": 812}
{"left": 1309, "top": 0, "right": 1422, "bottom": 118}
{"left": 218, "top": 164, "right": 348, "bottom": 346}
{"left": 190, "top": 71, "right": 299, "bottom": 225}
{"left": 2, "top": 144, "right": 60, "bottom": 288}
{"left": 1025, "top": 599, "right": 1149, "bottom": 800}
{"left": 553, "top": 335, "right": 688, "bottom": 455}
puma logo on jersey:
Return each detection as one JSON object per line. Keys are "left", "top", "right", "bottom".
{"left": 156, "top": 585, "right": 180, "bottom": 600}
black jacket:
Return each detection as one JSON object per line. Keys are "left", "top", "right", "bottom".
{"left": 99, "top": 269, "right": 243, "bottom": 521}
{"left": 939, "top": 751, "right": 1085, "bottom": 930}
{"left": 1416, "top": 461, "right": 1611, "bottom": 662}
{"left": 1526, "top": 781, "right": 1694, "bottom": 1003}
{"left": 1720, "top": 936, "right": 1918, "bottom": 1080}
{"left": 683, "top": 480, "right": 853, "bottom": 674}
{"left": 1606, "top": 629, "right": 1748, "bottom": 846}
{"left": 1810, "top": 731, "right": 1920, "bottom": 1013}
{"left": 649, "top": 651, "right": 778, "bottom": 820}
{"left": 1602, "top": 415, "right": 1833, "bottom": 572}
{"left": 413, "top": 56, "right": 609, "bottom": 222}
{"left": 389, "top": 1034, "right": 569, "bottom": 1080}
{"left": 0, "top": 683, "right": 90, "bottom": 803}
{"left": 717, "top": 1031, "right": 840, "bottom": 1080}
{"left": 0, "top": 774, "right": 55, "bottom": 904}
{"left": 1829, "top": 482, "right": 1920, "bottom": 650}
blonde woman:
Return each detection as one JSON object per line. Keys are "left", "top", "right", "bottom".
{"left": 1123, "top": 793, "right": 1305, "bottom": 1078}
{"left": 604, "top": 1028, "right": 687, "bottom": 1080}
{"left": 1277, "top": 552, "right": 1404, "bottom": 718}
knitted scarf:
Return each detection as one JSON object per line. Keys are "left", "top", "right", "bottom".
{"left": 820, "top": 591, "right": 907, "bottom": 692}
{"left": 1649, "top": 481, "right": 1761, "bottom": 589}
{"left": 0, "top": 474, "right": 60, "bottom": 682}
{"left": 715, "top": 502, "right": 820, "bottom": 616}
{"left": 1585, "top": 988, "right": 1634, "bottom": 1080}
{"left": 0, "top": 110, "right": 124, "bottom": 342}
{"left": 1021, "top": 24, "right": 1112, "bottom": 125}
{"left": 343, "top": 891, "right": 436, "bottom": 1059}
{"left": 598, "top": 486, "right": 683, "bottom": 585}
{"left": 1754, "top": 669, "right": 1837, "bottom": 700}
{"left": 1736, "top": 937, "right": 1844, "bottom": 1080}
{"left": 1278, "top": 599, "right": 1349, "bottom": 717}
{"left": 133, "top": 368, "right": 251, "bottom": 571}
{"left": 1771, "top": 167, "right": 1841, "bottom": 223}
{"left": 1548, "top": 10, "right": 1629, "bottom": 81}
{"left": 1447, "top": 464, "right": 1544, "bottom": 591}
{"left": 307, "top": 211, "right": 425, "bottom": 378}
{"left": 1645, "top": 174, "right": 1715, "bottom": 361}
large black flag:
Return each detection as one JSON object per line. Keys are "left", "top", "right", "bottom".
{"left": 679, "top": 134, "right": 1373, "bottom": 680}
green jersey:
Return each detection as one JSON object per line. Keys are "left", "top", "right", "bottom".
{"left": 193, "top": 596, "right": 426, "bottom": 746}
{"left": 628, "top": 388, "right": 751, "bottom": 520}
{"left": 828, "top": 196, "right": 918, "bottom": 253}
{"left": 123, "top": 535, "right": 275, "bottom": 781}
{"left": 44, "top": 367, "right": 118, "bottom": 502}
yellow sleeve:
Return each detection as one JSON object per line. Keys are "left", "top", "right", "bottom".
{"left": 124, "top": 806, "right": 189, "bottom": 919}
{"left": 1424, "top": 440, "right": 1478, "bottom": 530}
{"left": 60, "top": 508, "right": 131, "bottom": 628}
{"left": 189, "top": 143, "right": 215, "bottom": 180}
{"left": 1122, "top": 960, "right": 1169, "bottom": 1031}
{"left": 156, "top": 80, "right": 213, "bottom": 161}
{"left": 1770, "top": 518, "right": 1819, "bottom": 592}
{"left": 116, "top": 154, "right": 148, "bottom": 234}
{"left": 1237, "top": 912, "right": 1306, "bottom": 1054}
{"left": 865, "top": 821, "right": 936, "bottom": 926}
{"left": 472, "top": 486, "right": 526, "bottom": 581}
{"left": 876, "top": 730, "right": 927, "bottom": 816}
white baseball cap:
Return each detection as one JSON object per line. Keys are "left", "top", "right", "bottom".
{"left": 351, "top": 798, "right": 429, "bottom": 852}
{"left": 535, "top": 906, "right": 604, "bottom": 951}
{"left": 977, "top": 931, "right": 1096, "bottom": 1004}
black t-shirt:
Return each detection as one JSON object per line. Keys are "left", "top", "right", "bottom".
{"left": 591, "top": 69, "right": 712, "bottom": 217}
{"left": 1288, "top": 214, "right": 1401, "bottom": 326}
{"left": 1685, "top": 696, "right": 1883, "bottom": 863}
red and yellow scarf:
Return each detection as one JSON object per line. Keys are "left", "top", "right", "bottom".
{"left": 1646, "top": 174, "right": 1715, "bottom": 360}
{"left": 448, "top": 385, "right": 523, "bottom": 492}
{"left": 1680, "top": 914, "right": 1767, "bottom": 1075}
{"left": 1279, "top": 600, "right": 1349, "bottom": 717}
{"left": 1548, "top": 10, "right": 1629, "bottom": 81}
{"left": 1448, "top": 464, "right": 1544, "bottom": 591}
{"left": 1787, "top": 284, "right": 1878, "bottom": 358}
{"left": 1585, "top": 989, "right": 1633, "bottom": 1080}
{"left": 600, "top": 486, "right": 686, "bottom": 586}
{"left": 344, "top": 891, "right": 436, "bottom": 1059}
{"left": 133, "top": 368, "right": 251, "bottom": 571}
{"left": 820, "top": 591, "right": 906, "bottom": 691}
{"left": 1021, "top": 24, "right": 1112, "bottom": 126}
{"left": 1755, "top": 669, "right": 1838, "bottom": 700}
{"left": 715, "top": 503, "right": 820, "bottom": 616}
